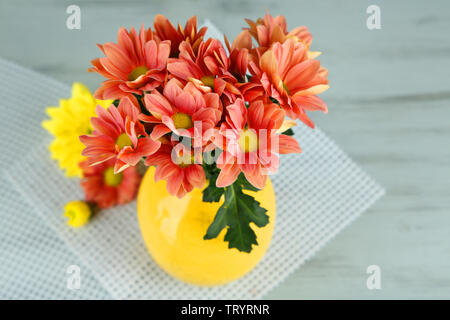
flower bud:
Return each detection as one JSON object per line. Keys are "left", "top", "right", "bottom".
{"left": 64, "top": 201, "right": 91, "bottom": 228}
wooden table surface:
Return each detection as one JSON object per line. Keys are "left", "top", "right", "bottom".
{"left": 1, "top": 0, "right": 449, "bottom": 299}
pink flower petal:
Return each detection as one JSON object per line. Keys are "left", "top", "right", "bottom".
{"left": 216, "top": 163, "right": 241, "bottom": 188}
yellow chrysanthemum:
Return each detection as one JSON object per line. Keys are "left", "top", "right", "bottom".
{"left": 64, "top": 201, "right": 92, "bottom": 228}
{"left": 42, "top": 83, "right": 113, "bottom": 177}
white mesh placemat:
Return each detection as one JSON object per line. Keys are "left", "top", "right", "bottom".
{"left": 0, "top": 176, "right": 108, "bottom": 299}
{"left": 1, "top": 22, "right": 384, "bottom": 299}
{"left": 0, "top": 58, "right": 108, "bottom": 299}
{"left": 5, "top": 124, "right": 384, "bottom": 299}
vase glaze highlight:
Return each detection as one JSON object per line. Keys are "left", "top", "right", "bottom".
{"left": 137, "top": 167, "right": 276, "bottom": 286}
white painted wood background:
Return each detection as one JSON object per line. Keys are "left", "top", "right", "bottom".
{"left": 0, "top": 0, "right": 449, "bottom": 299}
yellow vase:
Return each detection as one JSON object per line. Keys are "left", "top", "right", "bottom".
{"left": 137, "top": 167, "right": 277, "bottom": 286}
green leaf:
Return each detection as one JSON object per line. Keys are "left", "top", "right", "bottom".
{"left": 202, "top": 161, "right": 224, "bottom": 202}
{"left": 269, "top": 97, "right": 280, "bottom": 105}
{"left": 282, "top": 128, "right": 294, "bottom": 136}
{"left": 203, "top": 173, "right": 224, "bottom": 202}
{"left": 203, "top": 199, "right": 228, "bottom": 239}
{"left": 203, "top": 175, "right": 269, "bottom": 253}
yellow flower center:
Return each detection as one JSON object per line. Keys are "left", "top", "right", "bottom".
{"left": 201, "top": 75, "right": 215, "bottom": 88}
{"left": 116, "top": 133, "right": 133, "bottom": 149}
{"left": 177, "top": 153, "right": 195, "bottom": 168}
{"left": 172, "top": 112, "right": 193, "bottom": 129}
{"left": 128, "top": 66, "right": 149, "bottom": 81}
{"left": 238, "top": 129, "right": 259, "bottom": 153}
{"left": 103, "top": 167, "right": 123, "bottom": 187}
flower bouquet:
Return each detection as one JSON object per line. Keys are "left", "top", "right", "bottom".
{"left": 43, "top": 12, "right": 329, "bottom": 284}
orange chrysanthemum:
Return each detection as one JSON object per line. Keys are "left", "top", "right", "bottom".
{"left": 80, "top": 95, "right": 161, "bottom": 173}
{"left": 145, "top": 143, "right": 205, "bottom": 198}
{"left": 88, "top": 25, "right": 170, "bottom": 100}
{"left": 246, "top": 38, "right": 329, "bottom": 128}
{"left": 245, "top": 12, "right": 313, "bottom": 54}
{"left": 139, "top": 78, "right": 221, "bottom": 146}
{"left": 82, "top": 12, "right": 330, "bottom": 201}
{"left": 80, "top": 159, "right": 141, "bottom": 209}
{"left": 167, "top": 38, "right": 245, "bottom": 104}
{"left": 153, "top": 15, "right": 207, "bottom": 57}
{"left": 212, "top": 99, "right": 301, "bottom": 189}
